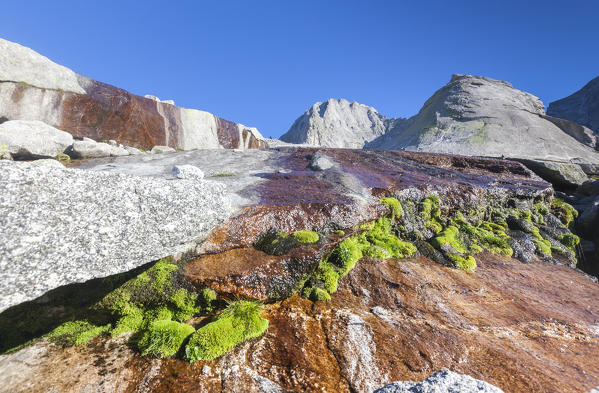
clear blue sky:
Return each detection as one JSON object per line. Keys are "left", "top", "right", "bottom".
{"left": 3, "top": 1, "right": 598, "bottom": 138}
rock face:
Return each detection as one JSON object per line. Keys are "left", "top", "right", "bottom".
{"left": 367, "top": 75, "right": 599, "bottom": 163}
{"left": 1, "top": 148, "right": 598, "bottom": 393}
{"left": 0, "top": 38, "right": 266, "bottom": 150}
{"left": 280, "top": 98, "right": 392, "bottom": 148}
{"left": 0, "top": 159, "right": 232, "bottom": 311}
{"left": 374, "top": 369, "right": 504, "bottom": 393}
{"left": 548, "top": 76, "right": 599, "bottom": 135}
{"left": 0, "top": 120, "right": 73, "bottom": 159}
{"left": 282, "top": 75, "right": 599, "bottom": 164}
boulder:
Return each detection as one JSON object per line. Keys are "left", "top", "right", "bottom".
{"left": 0, "top": 160, "right": 232, "bottom": 311}
{"left": 309, "top": 151, "right": 336, "bottom": 171}
{"left": 0, "top": 120, "right": 73, "bottom": 159}
{"left": 511, "top": 158, "right": 589, "bottom": 190}
{"left": 70, "top": 140, "right": 129, "bottom": 159}
{"left": 548, "top": 75, "right": 599, "bottom": 135}
{"left": 151, "top": 145, "right": 176, "bottom": 154}
{"left": 172, "top": 164, "right": 204, "bottom": 180}
{"left": 541, "top": 115, "right": 598, "bottom": 150}
{"left": 124, "top": 146, "right": 144, "bottom": 155}
{"left": 374, "top": 369, "right": 504, "bottom": 393}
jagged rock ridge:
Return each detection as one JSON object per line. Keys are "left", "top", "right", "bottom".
{"left": 548, "top": 75, "right": 599, "bottom": 135}
{"left": 280, "top": 98, "right": 397, "bottom": 148}
{"left": 0, "top": 38, "right": 266, "bottom": 150}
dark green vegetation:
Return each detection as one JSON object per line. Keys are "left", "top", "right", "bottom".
{"left": 185, "top": 300, "right": 269, "bottom": 361}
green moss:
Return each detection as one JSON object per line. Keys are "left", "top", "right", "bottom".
{"left": 380, "top": 197, "right": 403, "bottom": 220}
{"left": 419, "top": 195, "right": 443, "bottom": 233}
{"left": 291, "top": 230, "right": 319, "bottom": 244}
{"left": 316, "top": 261, "right": 340, "bottom": 293}
{"left": 334, "top": 229, "right": 345, "bottom": 236}
{"left": 328, "top": 237, "right": 364, "bottom": 276}
{"left": 302, "top": 209, "right": 417, "bottom": 301}
{"left": 551, "top": 199, "right": 578, "bottom": 227}
{"left": 138, "top": 320, "right": 195, "bottom": 358}
{"left": 431, "top": 225, "right": 468, "bottom": 254}
{"left": 211, "top": 172, "right": 235, "bottom": 177}
{"left": 558, "top": 233, "right": 580, "bottom": 251}
{"left": 170, "top": 289, "right": 203, "bottom": 322}
{"left": 111, "top": 307, "right": 144, "bottom": 337}
{"left": 56, "top": 152, "right": 70, "bottom": 162}
{"left": 185, "top": 300, "right": 268, "bottom": 362}
{"left": 447, "top": 254, "right": 476, "bottom": 271}
{"left": 47, "top": 321, "right": 110, "bottom": 346}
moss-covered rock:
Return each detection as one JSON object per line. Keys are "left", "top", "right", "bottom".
{"left": 292, "top": 230, "right": 320, "bottom": 244}
{"left": 138, "top": 320, "right": 195, "bottom": 358}
{"left": 185, "top": 300, "right": 268, "bottom": 361}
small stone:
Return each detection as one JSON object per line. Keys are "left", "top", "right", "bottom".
{"left": 151, "top": 146, "right": 176, "bottom": 154}
{"left": 124, "top": 146, "right": 144, "bottom": 155}
{"left": 172, "top": 165, "right": 204, "bottom": 180}
{"left": 202, "top": 365, "right": 212, "bottom": 376}
{"left": 108, "top": 140, "right": 117, "bottom": 146}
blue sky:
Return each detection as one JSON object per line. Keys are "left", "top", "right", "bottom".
{"left": 3, "top": 1, "right": 598, "bottom": 138}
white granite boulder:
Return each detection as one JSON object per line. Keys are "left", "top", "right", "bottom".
{"left": 70, "top": 139, "right": 129, "bottom": 159}
{"left": 0, "top": 120, "right": 73, "bottom": 159}
{"left": 374, "top": 369, "right": 504, "bottom": 393}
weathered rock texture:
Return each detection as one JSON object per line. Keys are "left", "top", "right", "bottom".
{"left": 548, "top": 76, "right": 599, "bottom": 135}
{"left": 282, "top": 75, "right": 599, "bottom": 164}
{"left": 0, "top": 159, "right": 232, "bottom": 311}
{"left": 368, "top": 75, "right": 599, "bottom": 163}
{"left": 374, "top": 369, "right": 504, "bottom": 393}
{"left": 1, "top": 148, "right": 597, "bottom": 393}
{"left": 280, "top": 98, "right": 393, "bottom": 148}
{"left": 0, "top": 120, "right": 73, "bottom": 159}
{"left": 0, "top": 38, "right": 266, "bottom": 150}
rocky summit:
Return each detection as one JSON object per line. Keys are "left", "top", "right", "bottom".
{"left": 0, "top": 38, "right": 266, "bottom": 151}
{"left": 284, "top": 75, "right": 599, "bottom": 166}
{"left": 280, "top": 98, "right": 392, "bottom": 148}
{"left": 1, "top": 147, "right": 598, "bottom": 393}
{"left": 548, "top": 75, "right": 599, "bottom": 135}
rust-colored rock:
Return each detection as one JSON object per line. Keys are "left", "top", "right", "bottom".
{"left": 3, "top": 254, "right": 598, "bottom": 393}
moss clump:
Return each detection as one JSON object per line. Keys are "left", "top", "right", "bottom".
{"left": 93, "top": 257, "right": 204, "bottom": 337}
{"left": 551, "top": 199, "right": 578, "bottom": 227}
{"left": 138, "top": 320, "right": 195, "bottom": 358}
{"left": 334, "top": 229, "right": 345, "bottom": 236}
{"left": 292, "top": 230, "right": 319, "bottom": 244}
{"left": 447, "top": 254, "right": 477, "bottom": 271}
{"left": 380, "top": 197, "right": 403, "bottom": 219}
{"left": 558, "top": 233, "right": 580, "bottom": 251}
{"left": 302, "top": 287, "right": 331, "bottom": 302}
{"left": 419, "top": 195, "right": 443, "bottom": 233}
{"left": 185, "top": 300, "right": 268, "bottom": 362}
{"left": 302, "top": 202, "right": 417, "bottom": 301}
{"left": 47, "top": 321, "right": 110, "bottom": 346}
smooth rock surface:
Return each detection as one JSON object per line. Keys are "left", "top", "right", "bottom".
{"left": 281, "top": 98, "right": 391, "bottom": 148}
{"left": 70, "top": 140, "right": 129, "bottom": 158}
{"left": 0, "top": 38, "right": 267, "bottom": 151}
{"left": 374, "top": 369, "right": 504, "bottom": 393}
{"left": 367, "top": 75, "right": 599, "bottom": 164}
{"left": 0, "top": 38, "right": 87, "bottom": 94}
{"left": 0, "top": 160, "right": 232, "bottom": 311}
{"left": 0, "top": 120, "right": 73, "bottom": 159}
{"left": 512, "top": 158, "right": 589, "bottom": 190}
{"left": 548, "top": 75, "right": 599, "bottom": 135}
{"left": 151, "top": 145, "right": 176, "bottom": 154}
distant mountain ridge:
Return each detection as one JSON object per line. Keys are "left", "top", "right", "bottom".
{"left": 548, "top": 75, "right": 599, "bottom": 135}
{"left": 282, "top": 75, "right": 599, "bottom": 164}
